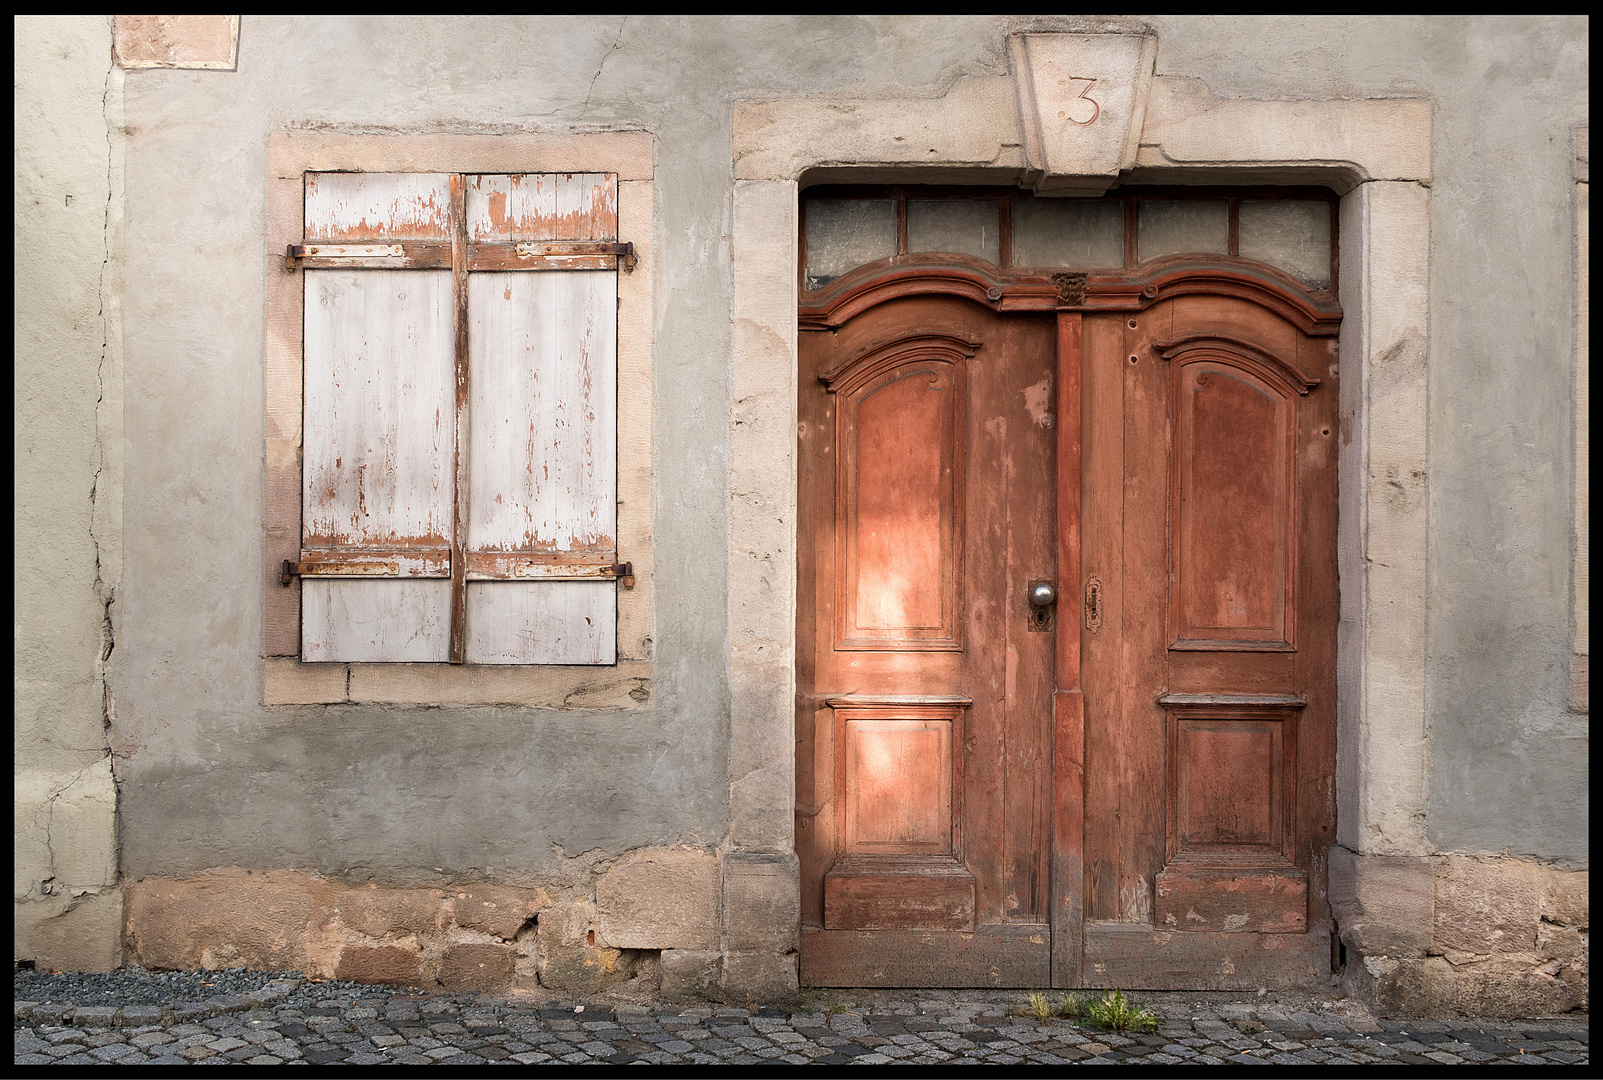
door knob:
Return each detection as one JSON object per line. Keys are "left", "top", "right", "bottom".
{"left": 1028, "top": 582, "right": 1057, "bottom": 607}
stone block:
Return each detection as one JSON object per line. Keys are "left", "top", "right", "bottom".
{"left": 1327, "top": 846, "right": 1433, "bottom": 957}
{"left": 1537, "top": 866, "right": 1588, "bottom": 927}
{"left": 1433, "top": 855, "right": 1539, "bottom": 959}
{"left": 1536, "top": 921, "right": 1586, "bottom": 965}
{"left": 1438, "top": 960, "right": 1580, "bottom": 1017}
{"left": 659, "top": 949, "right": 722, "bottom": 1001}
{"left": 72, "top": 1007, "right": 118, "bottom": 1027}
{"left": 16, "top": 761, "right": 120, "bottom": 892}
{"left": 124, "top": 871, "right": 315, "bottom": 971}
{"left": 722, "top": 853, "right": 799, "bottom": 954}
{"left": 437, "top": 943, "right": 517, "bottom": 993}
{"left": 13, "top": 888, "right": 123, "bottom": 972}
{"left": 334, "top": 945, "right": 422, "bottom": 986}
{"left": 113, "top": 15, "right": 237, "bottom": 69}
{"left": 119, "top": 1005, "right": 163, "bottom": 1026}
{"left": 722, "top": 951, "right": 798, "bottom": 1004}
{"left": 449, "top": 885, "right": 548, "bottom": 940}
{"left": 597, "top": 848, "right": 718, "bottom": 950}
{"left": 332, "top": 888, "right": 444, "bottom": 939}
{"left": 535, "top": 901, "right": 638, "bottom": 994}
{"left": 263, "top": 657, "right": 347, "bottom": 705}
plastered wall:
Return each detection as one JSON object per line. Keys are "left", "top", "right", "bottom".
{"left": 14, "top": 15, "right": 126, "bottom": 971}
{"left": 13, "top": 16, "right": 1587, "bottom": 990}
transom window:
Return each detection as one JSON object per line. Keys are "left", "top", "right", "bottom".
{"left": 802, "top": 187, "right": 1337, "bottom": 293}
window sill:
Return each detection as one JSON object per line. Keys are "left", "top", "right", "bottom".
{"left": 263, "top": 656, "right": 651, "bottom": 708}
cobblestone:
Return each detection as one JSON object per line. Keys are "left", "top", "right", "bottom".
{"left": 10, "top": 981, "right": 1589, "bottom": 1067}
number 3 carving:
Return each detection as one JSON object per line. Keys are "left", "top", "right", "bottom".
{"left": 1059, "top": 78, "right": 1100, "bottom": 126}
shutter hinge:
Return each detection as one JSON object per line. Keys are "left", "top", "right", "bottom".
{"left": 611, "top": 561, "right": 636, "bottom": 589}
{"left": 513, "top": 241, "right": 636, "bottom": 272}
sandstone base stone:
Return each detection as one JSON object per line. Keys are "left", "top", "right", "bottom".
{"left": 659, "top": 949, "right": 722, "bottom": 1001}
{"left": 334, "top": 944, "right": 422, "bottom": 985}
{"left": 536, "top": 901, "right": 640, "bottom": 994}
{"left": 125, "top": 871, "right": 314, "bottom": 971}
{"left": 437, "top": 943, "right": 517, "bottom": 992}
{"left": 722, "top": 852, "right": 799, "bottom": 954}
{"left": 1337, "top": 853, "right": 1589, "bottom": 1017}
{"left": 722, "top": 950, "right": 797, "bottom": 1003}
{"left": 597, "top": 848, "right": 718, "bottom": 950}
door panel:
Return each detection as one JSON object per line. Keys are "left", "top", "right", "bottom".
{"left": 1080, "top": 295, "right": 1338, "bottom": 988}
{"left": 798, "top": 296, "right": 1056, "bottom": 986}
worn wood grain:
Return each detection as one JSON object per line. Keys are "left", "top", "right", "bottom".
{"left": 1081, "top": 311, "right": 1127, "bottom": 927}
{"left": 302, "top": 269, "right": 455, "bottom": 552}
{"left": 801, "top": 925, "right": 1050, "bottom": 988}
{"left": 1082, "top": 921, "right": 1327, "bottom": 989}
{"left": 463, "top": 581, "right": 614, "bottom": 665}
{"left": 466, "top": 173, "right": 617, "bottom": 243}
{"left": 466, "top": 271, "right": 617, "bottom": 554}
{"left": 799, "top": 295, "right": 1055, "bottom": 980}
{"left": 302, "top": 580, "right": 451, "bottom": 663}
{"left": 1052, "top": 310, "right": 1085, "bottom": 987}
{"left": 1153, "top": 865, "right": 1308, "bottom": 934}
{"left": 304, "top": 173, "right": 452, "bottom": 241}
{"left": 824, "top": 857, "right": 976, "bottom": 931}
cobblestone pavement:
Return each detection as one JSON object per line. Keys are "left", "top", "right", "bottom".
{"left": 15, "top": 984, "right": 1589, "bottom": 1066}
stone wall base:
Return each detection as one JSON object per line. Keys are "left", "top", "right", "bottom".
{"left": 119, "top": 848, "right": 798, "bottom": 1003}
{"left": 15, "top": 888, "right": 125, "bottom": 973}
{"left": 1332, "top": 846, "right": 1587, "bottom": 1017}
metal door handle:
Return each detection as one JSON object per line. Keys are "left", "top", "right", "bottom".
{"left": 1028, "top": 582, "right": 1057, "bottom": 607}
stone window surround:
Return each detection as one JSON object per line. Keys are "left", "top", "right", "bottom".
{"left": 724, "top": 63, "right": 1435, "bottom": 865}
{"left": 262, "top": 131, "right": 655, "bottom": 708}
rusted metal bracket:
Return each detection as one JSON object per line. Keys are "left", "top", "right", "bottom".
{"left": 284, "top": 241, "right": 636, "bottom": 273}
{"left": 284, "top": 557, "right": 635, "bottom": 588}
{"left": 514, "top": 241, "right": 636, "bottom": 272}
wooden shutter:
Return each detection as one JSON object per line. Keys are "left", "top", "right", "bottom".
{"left": 463, "top": 174, "right": 618, "bottom": 664}
{"left": 296, "top": 171, "right": 623, "bottom": 664}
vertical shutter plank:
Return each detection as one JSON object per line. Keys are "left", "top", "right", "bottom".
{"left": 467, "top": 271, "right": 617, "bottom": 554}
{"left": 303, "top": 270, "right": 455, "bottom": 549}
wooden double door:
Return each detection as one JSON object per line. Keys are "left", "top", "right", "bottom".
{"left": 797, "top": 279, "right": 1338, "bottom": 989}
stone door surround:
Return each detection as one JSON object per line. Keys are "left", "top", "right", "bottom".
{"left": 724, "top": 32, "right": 1433, "bottom": 964}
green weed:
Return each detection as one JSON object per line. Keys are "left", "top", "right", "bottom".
{"left": 1082, "top": 988, "right": 1161, "bottom": 1033}
{"left": 1025, "top": 990, "right": 1054, "bottom": 1023}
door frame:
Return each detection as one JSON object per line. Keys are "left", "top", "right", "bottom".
{"left": 726, "top": 50, "right": 1431, "bottom": 991}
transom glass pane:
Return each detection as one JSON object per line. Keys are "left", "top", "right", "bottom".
{"left": 1239, "top": 200, "right": 1331, "bottom": 288}
{"left": 1010, "top": 198, "right": 1124, "bottom": 268}
{"left": 804, "top": 199, "right": 896, "bottom": 289}
{"left": 1138, "top": 200, "right": 1228, "bottom": 262}
{"left": 908, "top": 199, "right": 1000, "bottom": 264}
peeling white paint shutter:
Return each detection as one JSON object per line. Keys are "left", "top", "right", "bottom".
{"left": 301, "top": 173, "right": 455, "bottom": 662}
{"left": 298, "top": 172, "right": 618, "bottom": 664}
{"left": 464, "top": 174, "right": 618, "bottom": 664}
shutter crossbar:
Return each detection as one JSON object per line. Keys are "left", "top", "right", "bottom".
{"left": 285, "top": 241, "right": 636, "bottom": 273}
{"left": 283, "top": 553, "right": 634, "bottom": 588}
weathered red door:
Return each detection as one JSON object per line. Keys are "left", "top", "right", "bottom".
{"left": 796, "top": 267, "right": 1339, "bottom": 990}
{"left": 797, "top": 293, "right": 1058, "bottom": 986}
